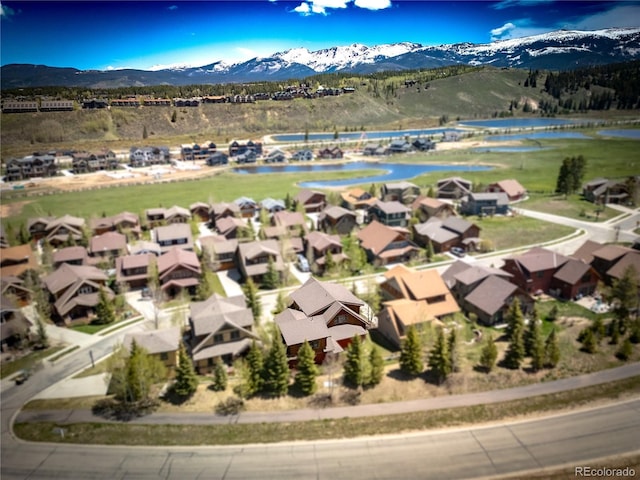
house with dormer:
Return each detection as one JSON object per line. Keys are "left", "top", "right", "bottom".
{"left": 153, "top": 223, "right": 194, "bottom": 253}
{"left": 294, "top": 189, "right": 327, "bottom": 213}
{"left": 304, "top": 231, "right": 348, "bottom": 274}
{"left": 318, "top": 205, "right": 357, "bottom": 235}
{"left": 501, "top": 247, "right": 570, "bottom": 295}
{"left": 116, "top": 253, "right": 154, "bottom": 289}
{"left": 237, "top": 239, "right": 285, "bottom": 283}
{"left": 157, "top": 247, "right": 201, "bottom": 298}
{"left": 189, "top": 293, "right": 258, "bottom": 373}
{"left": 381, "top": 181, "right": 421, "bottom": 205}
{"left": 437, "top": 177, "right": 472, "bottom": 200}
{"left": 44, "top": 215, "right": 86, "bottom": 247}
{"left": 357, "top": 220, "right": 419, "bottom": 266}
{"left": 367, "top": 200, "right": 411, "bottom": 228}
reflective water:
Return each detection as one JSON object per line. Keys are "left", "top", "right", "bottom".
{"left": 596, "top": 129, "right": 640, "bottom": 139}
{"left": 459, "top": 118, "right": 589, "bottom": 129}
{"left": 485, "top": 132, "right": 591, "bottom": 141}
{"left": 270, "top": 128, "right": 465, "bottom": 142}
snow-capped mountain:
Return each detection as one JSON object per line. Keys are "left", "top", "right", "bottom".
{"left": 2, "top": 28, "right": 639, "bottom": 88}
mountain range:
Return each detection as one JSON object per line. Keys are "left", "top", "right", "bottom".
{"left": 2, "top": 27, "right": 639, "bottom": 89}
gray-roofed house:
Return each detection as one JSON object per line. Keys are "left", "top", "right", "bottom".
{"left": 443, "top": 261, "right": 513, "bottom": 303}
{"left": 304, "top": 231, "right": 348, "bottom": 274}
{"left": 89, "top": 231, "right": 127, "bottom": 263}
{"left": 209, "top": 202, "right": 240, "bottom": 227}
{"left": 199, "top": 236, "right": 238, "bottom": 271}
{"left": 272, "top": 210, "right": 308, "bottom": 235}
{"left": 437, "top": 177, "right": 472, "bottom": 200}
{"left": 234, "top": 197, "right": 259, "bottom": 218}
{"left": 413, "top": 216, "right": 481, "bottom": 253}
{"left": 381, "top": 181, "right": 421, "bottom": 205}
{"left": 367, "top": 200, "right": 411, "bottom": 228}
{"left": 52, "top": 246, "right": 89, "bottom": 269}
{"left": 294, "top": 189, "right": 327, "bottom": 213}
{"left": 157, "top": 247, "right": 201, "bottom": 298}
{"left": 189, "top": 293, "right": 258, "bottom": 373}
{"left": 215, "top": 216, "right": 247, "bottom": 240}
{"left": 153, "top": 223, "right": 194, "bottom": 253}
{"left": 123, "top": 326, "right": 181, "bottom": 375}
{"left": 260, "top": 198, "right": 286, "bottom": 215}
{"left": 462, "top": 275, "right": 534, "bottom": 326}
{"left": 116, "top": 253, "right": 154, "bottom": 289}
{"left": 237, "top": 239, "right": 285, "bottom": 283}
{"left": 460, "top": 192, "right": 510, "bottom": 216}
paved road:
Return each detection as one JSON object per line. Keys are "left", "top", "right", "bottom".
{"left": 3, "top": 399, "right": 639, "bottom": 480}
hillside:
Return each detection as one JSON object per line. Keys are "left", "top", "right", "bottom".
{"left": 1, "top": 68, "right": 555, "bottom": 157}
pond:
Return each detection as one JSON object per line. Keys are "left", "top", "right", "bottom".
{"left": 458, "top": 118, "right": 590, "bottom": 129}
{"left": 485, "top": 131, "right": 592, "bottom": 142}
{"left": 270, "top": 127, "right": 465, "bottom": 143}
{"left": 472, "top": 146, "right": 550, "bottom": 153}
{"left": 234, "top": 161, "right": 492, "bottom": 188}
{"left": 596, "top": 129, "right": 640, "bottom": 140}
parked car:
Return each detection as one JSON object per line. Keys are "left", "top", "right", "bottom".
{"left": 296, "top": 254, "right": 310, "bottom": 273}
{"left": 450, "top": 247, "right": 466, "bottom": 257}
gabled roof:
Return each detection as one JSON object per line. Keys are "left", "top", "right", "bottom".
{"left": 464, "top": 276, "right": 518, "bottom": 316}
{"left": 295, "top": 188, "right": 325, "bottom": 205}
{"left": 441, "top": 260, "right": 474, "bottom": 289}
{"left": 210, "top": 202, "right": 240, "bottom": 216}
{"left": 506, "top": 247, "right": 569, "bottom": 273}
{"left": 467, "top": 192, "right": 510, "bottom": 205}
{"left": 413, "top": 218, "right": 458, "bottom": 244}
{"left": 190, "top": 293, "right": 253, "bottom": 338}
{"left": 382, "top": 299, "right": 445, "bottom": 330}
{"left": 275, "top": 308, "right": 331, "bottom": 346}
{"left": 52, "top": 246, "right": 89, "bottom": 265}
{"left": 216, "top": 216, "right": 246, "bottom": 236}
{"left": 384, "top": 181, "right": 419, "bottom": 191}
{"left": 383, "top": 265, "right": 451, "bottom": 301}
{"left": 154, "top": 223, "right": 193, "bottom": 246}
{"left": 592, "top": 244, "right": 632, "bottom": 262}
{"left": 372, "top": 200, "right": 411, "bottom": 215}
{"left": 571, "top": 239, "right": 603, "bottom": 264}
{"left": 319, "top": 205, "right": 355, "bottom": 221}
{"left": 261, "top": 198, "right": 286, "bottom": 211}
{"left": 157, "top": 247, "right": 200, "bottom": 276}
{"left": 273, "top": 210, "right": 307, "bottom": 229}
{"left": 289, "top": 277, "right": 364, "bottom": 317}
{"left": 442, "top": 216, "right": 475, "bottom": 235}
{"left": 553, "top": 259, "right": 593, "bottom": 285}
{"left": 89, "top": 231, "right": 127, "bottom": 254}
{"left": 454, "top": 265, "right": 512, "bottom": 287}
{"left": 0, "top": 244, "right": 37, "bottom": 277}
{"left": 46, "top": 214, "right": 85, "bottom": 231}
{"left": 123, "top": 327, "right": 181, "bottom": 355}
{"left": 234, "top": 196, "right": 257, "bottom": 208}
{"left": 240, "top": 240, "right": 280, "bottom": 261}
{"left": 357, "top": 220, "right": 406, "bottom": 254}
{"left": 488, "top": 179, "right": 526, "bottom": 198}
{"left": 43, "top": 263, "right": 108, "bottom": 295}
{"left": 305, "top": 231, "right": 342, "bottom": 252}
{"left": 128, "top": 240, "right": 161, "bottom": 256}
{"left": 606, "top": 252, "right": 640, "bottom": 283}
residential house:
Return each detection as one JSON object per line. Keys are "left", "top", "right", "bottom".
{"left": 0, "top": 244, "right": 37, "bottom": 278}
{"left": 460, "top": 192, "right": 510, "bottom": 216}
{"left": 317, "top": 146, "right": 343, "bottom": 159}
{"left": 209, "top": 202, "right": 240, "bottom": 227}
{"left": 43, "top": 215, "right": 86, "bottom": 247}
{"left": 412, "top": 216, "right": 481, "bottom": 252}
{"left": 291, "top": 149, "right": 314, "bottom": 161}
{"left": 27, "top": 217, "right": 54, "bottom": 241}
{"left": 115, "top": 253, "right": 153, "bottom": 289}
{"left": 129, "top": 146, "right": 170, "bottom": 167}
{"left": 501, "top": 247, "right": 570, "bottom": 295}
{"left": 260, "top": 198, "right": 286, "bottom": 215}
{"left": 443, "top": 262, "right": 513, "bottom": 304}
{"left": 272, "top": 210, "right": 308, "bottom": 236}
{"left": 412, "top": 138, "right": 435, "bottom": 151}
{"left": 90, "top": 212, "right": 140, "bottom": 237}
{"left": 605, "top": 251, "right": 640, "bottom": 286}
{"left": 157, "top": 247, "right": 201, "bottom": 298}
{"left": 362, "top": 143, "right": 387, "bottom": 156}
{"left": 1, "top": 296, "right": 32, "bottom": 351}
{"left": 181, "top": 142, "right": 217, "bottom": 162}
{"left": 381, "top": 181, "right": 421, "bottom": 205}
{"left": 144, "top": 206, "right": 190, "bottom": 229}
{"left": 387, "top": 139, "right": 413, "bottom": 154}
{"left": 89, "top": 231, "right": 127, "bottom": 263}
{"left": 71, "top": 150, "right": 118, "bottom": 173}
{"left": 550, "top": 259, "right": 600, "bottom": 300}
{"left": 294, "top": 189, "right": 327, "bottom": 213}
{"left": 40, "top": 99, "right": 74, "bottom": 111}
{"left": 206, "top": 151, "right": 229, "bottom": 166}
{"left": 571, "top": 239, "right": 604, "bottom": 265}
{"left": 1, "top": 277, "right": 32, "bottom": 306}
{"left": 228, "top": 140, "right": 262, "bottom": 157}
{"left": 264, "top": 149, "right": 286, "bottom": 163}
{"left": 153, "top": 223, "right": 194, "bottom": 253}
{"left": 215, "top": 216, "right": 247, "bottom": 240}
{"left": 128, "top": 240, "right": 161, "bottom": 256}
{"left": 189, "top": 293, "right": 257, "bottom": 373}
{"left": 304, "top": 231, "right": 348, "bottom": 274}
{"left": 234, "top": 197, "right": 259, "bottom": 218}
{"left": 367, "top": 200, "right": 411, "bottom": 228}
{"left": 583, "top": 177, "right": 636, "bottom": 205}
{"left": 4, "top": 155, "right": 57, "bottom": 182}
{"left": 318, "top": 206, "right": 357, "bottom": 235}
{"left": 437, "top": 177, "right": 472, "bottom": 200}
{"left": 123, "top": 327, "right": 181, "bottom": 375}
{"left": 357, "top": 220, "right": 420, "bottom": 266}
{"left": 276, "top": 278, "right": 370, "bottom": 365}
{"left": 199, "top": 236, "right": 238, "bottom": 271}
{"left": 52, "top": 246, "right": 89, "bottom": 268}
{"left": 590, "top": 244, "right": 635, "bottom": 283}
{"left": 190, "top": 202, "right": 211, "bottom": 222}
{"left": 462, "top": 275, "right": 534, "bottom": 326}
{"left": 43, "top": 263, "right": 113, "bottom": 324}
{"left": 377, "top": 265, "right": 460, "bottom": 348}
{"left": 340, "top": 188, "right": 376, "bottom": 211}
{"left": 237, "top": 239, "right": 285, "bottom": 283}
{"left": 411, "top": 196, "right": 457, "bottom": 222}
{"left": 486, "top": 179, "right": 527, "bottom": 202}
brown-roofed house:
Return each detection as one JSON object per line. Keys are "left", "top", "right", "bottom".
{"left": 550, "top": 259, "right": 600, "bottom": 300}
{"left": 153, "top": 223, "right": 194, "bottom": 253}
{"left": 115, "top": 253, "right": 154, "bottom": 289}
{"left": 89, "top": 231, "right": 127, "bottom": 263}
{"left": 272, "top": 210, "right": 308, "bottom": 235}
{"left": 1, "top": 277, "right": 32, "bottom": 306}
{"left": 189, "top": 293, "right": 257, "bottom": 373}
{"left": 52, "top": 246, "right": 90, "bottom": 268}
{"left": 157, "top": 247, "right": 201, "bottom": 298}
{"left": 501, "top": 247, "right": 570, "bottom": 295}
{"left": 318, "top": 205, "right": 357, "bottom": 235}
{"left": 357, "top": 220, "right": 419, "bottom": 266}
{"left": 591, "top": 244, "right": 634, "bottom": 282}
{"left": 294, "top": 189, "right": 327, "bottom": 213}
{"left": 381, "top": 181, "right": 421, "bottom": 205}
{"left": 462, "top": 275, "right": 534, "bottom": 326}
{"left": 486, "top": 179, "right": 527, "bottom": 202}
{"left": 304, "top": 231, "right": 348, "bottom": 274}
{"left": 43, "top": 215, "right": 86, "bottom": 247}
{"left": 412, "top": 216, "right": 481, "bottom": 252}
{"left": 340, "top": 188, "right": 376, "bottom": 210}
{"left": 0, "top": 244, "right": 37, "bottom": 278}
{"left": 1, "top": 295, "right": 32, "bottom": 351}
{"left": 606, "top": 251, "right": 640, "bottom": 286}
{"left": 437, "top": 177, "right": 472, "bottom": 200}
{"left": 90, "top": 212, "right": 140, "bottom": 237}
{"left": 411, "top": 196, "right": 457, "bottom": 222}
{"left": 237, "top": 239, "right": 284, "bottom": 283}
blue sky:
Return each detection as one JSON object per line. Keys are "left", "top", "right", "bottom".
{"left": 1, "top": 1, "right": 639, "bottom": 70}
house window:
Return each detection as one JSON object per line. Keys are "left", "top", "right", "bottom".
{"left": 230, "top": 331, "right": 240, "bottom": 340}
{"left": 536, "top": 271, "right": 544, "bottom": 279}
{"left": 334, "top": 314, "right": 348, "bottom": 325}
{"left": 214, "top": 333, "right": 224, "bottom": 343}
{"left": 160, "top": 352, "right": 169, "bottom": 361}
{"left": 310, "top": 340, "right": 320, "bottom": 350}
{"left": 78, "top": 285, "right": 94, "bottom": 294}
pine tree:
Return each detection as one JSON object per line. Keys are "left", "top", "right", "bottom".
{"left": 271, "top": 291, "right": 287, "bottom": 317}
{"left": 172, "top": 341, "right": 199, "bottom": 398}
{"left": 243, "top": 278, "right": 262, "bottom": 323}
{"left": 505, "top": 298, "right": 524, "bottom": 343}
{"left": 544, "top": 328, "right": 560, "bottom": 368}
{"left": 479, "top": 333, "right": 498, "bottom": 373}
{"left": 503, "top": 304, "right": 525, "bottom": 370}
{"left": 94, "top": 287, "right": 116, "bottom": 325}
{"left": 263, "top": 256, "right": 280, "bottom": 289}
{"left": 525, "top": 317, "right": 542, "bottom": 357}
{"left": 262, "top": 332, "right": 289, "bottom": 397}
{"left": 448, "top": 328, "right": 459, "bottom": 373}
{"left": 579, "top": 327, "right": 597, "bottom": 353}
{"left": 529, "top": 321, "right": 545, "bottom": 372}
{"left": 211, "top": 358, "right": 228, "bottom": 392}
{"left": 35, "top": 316, "right": 49, "bottom": 348}
{"left": 609, "top": 265, "right": 638, "bottom": 331}
{"left": 428, "top": 328, "right": 451, "bottom": 384}
{"left": 368, "top": 345, "right": 384, "bottom": 387}
{"left": 294, "top": 340, "right": 319, "bottom": 396}
{"left": 616, "top": 338, "right": 633, "bottom": 361}
{"left": 344, "top": 335, "right": 366, "bottom": 388}
{"left": 399, "top": 326, "right": 423, "bottom": 376}
{"left": 245, "top": 341, "right": 264, "bottom": 397}
{"left": 426, "top": 239, "right": 435, "bottom": 262}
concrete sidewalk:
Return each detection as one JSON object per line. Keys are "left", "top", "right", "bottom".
{"left": 32, "top": 373, "right": 110, "bottom": 400}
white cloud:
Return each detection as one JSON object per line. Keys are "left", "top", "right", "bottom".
{"left": 167, "top": 5, "right": 178, "bottom": 11}
{"left": 292, "top": 0, "right": 390, "bottom": 16}
{"left": 490, "top": 22, "right": 516, "bottom": 40}
{"left": 570, "top": 4, "right": 640, "bottom": 30}
{"left": 354, "top": 0, "right": 391, "bottom": 10}
{"left": 1, "top": 3, "right": 16, "bottom": 20}
{"left": 491, "top": 0, "right": 553, "bottom": 10}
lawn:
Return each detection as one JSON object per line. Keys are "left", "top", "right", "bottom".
{"left": 0, "top": 345, "right": 65, "bottom": 379}
{"left": 522, "top": 193, "right": 619, "bottom": 222}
